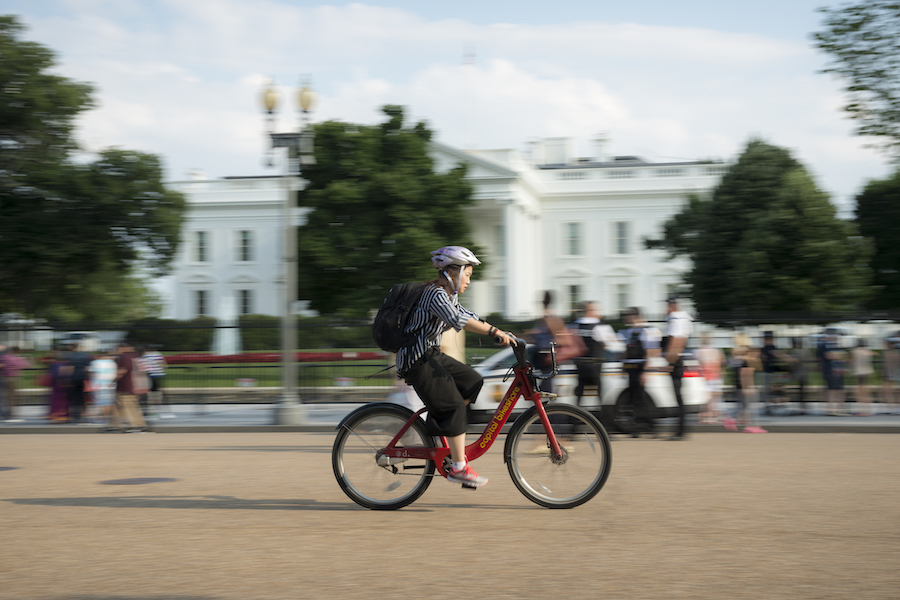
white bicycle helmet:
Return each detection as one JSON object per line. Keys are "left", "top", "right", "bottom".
{"left": 430, "top": 246, "right": 481, "bottom": 269}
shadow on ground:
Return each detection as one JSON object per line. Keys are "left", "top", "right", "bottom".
{"left": 159, "top": 445, "right": 333, "bottom": 454}
{"left": 62, "top": 596, "right": 225, "bottom": 600}
{"left": 2, "top": 495, "right": 383, "bottom": 511}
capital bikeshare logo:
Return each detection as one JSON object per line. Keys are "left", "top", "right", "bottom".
{"left": 479, "top": 384, "right": 520, "bottom": 448}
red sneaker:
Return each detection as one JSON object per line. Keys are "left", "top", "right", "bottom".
{"left": 447, "top": 463, "right": 488, "bottom": 487}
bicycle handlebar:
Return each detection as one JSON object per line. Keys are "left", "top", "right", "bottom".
{"left": 492, "top": 336, "right": 558, "bottom": 378}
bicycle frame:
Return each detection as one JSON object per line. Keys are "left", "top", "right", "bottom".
{"left": 376, "top": 339, "right": 562, "bottom": 477}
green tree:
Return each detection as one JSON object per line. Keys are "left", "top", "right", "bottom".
{"left": 0, "top": 16, "right": 186, "bottom": 320}
{"left": 647, "top": 139, "right": 872, "bottom": 315}
{"left": 297, "top": 105, "right": 481, "bottom": 317}
{"left": 855, "top": 169, "right": 900, "bottom": 309}
{"left": 813, "top": 2, "right": 900, "bottom": 158}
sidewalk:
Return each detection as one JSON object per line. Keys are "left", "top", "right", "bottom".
{"left": 2, "top": 402, "right": 900, "bottom": 433}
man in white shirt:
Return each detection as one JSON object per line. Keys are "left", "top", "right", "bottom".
{"left": 664, "top": 296, "right": 694, "bottom": 440}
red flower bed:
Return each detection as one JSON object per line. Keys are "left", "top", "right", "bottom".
{"left": 165, "top": 351, "right": 386, "bottom": 365}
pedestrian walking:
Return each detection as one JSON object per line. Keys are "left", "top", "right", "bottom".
{"left": 818, "top": 329, "right": 848, "bottom": 416}
{"left": 46, "top": 350, "right": 71, "bottom": 423}
{"left": 787, "top": 337, "right": 810, "bottom": 415}
{"left": 617, "top": 307, "right": 662, "bottom": 437}
{"left": 111, "top": 341, "right": 149, "bottom": 433}
{"left": 880, "top": 333, "right": 900, "bottom": 414}
{"left": 0, "top": 343, "right": 8, "bottom": 421}
{"left": 140, "top": 346, "right": 170, "bottom": 417}
{"left": 570, "top": 301, "right": 619, "bottom": 414}
{"left": 88, "top": 351, "right": 118, "bottom": 425}
{"left": 1, "top": 346, "right": 32, "bottom": 423}
{"left": 696, "top": 333, "right": 724, "bottom": 423}
{"left": 66, "top": 341, "right": 93, "bottom": 423}
{"left": 663, "top": 297, "right": 693, "bottom": 440}
{"left": 724, "top": 334, "right": 767, "bottom": 433}
{"left": 527, "top": 291, "right": 578, "bottom": 395}
{"left": 850, "top": 339, "right": 874, "bottom": 416}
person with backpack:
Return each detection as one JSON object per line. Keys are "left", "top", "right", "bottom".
{"left": 571, "top": 301, "right": 620, "bottom": 412}
{"left": 393, "top": 246, "right": 516, "bottom": 488}
{"left": 617, "top": 307, "right": 662, "bottom": 436}
{"left": 65, "top": 341, "right": 93, "bottom": 424}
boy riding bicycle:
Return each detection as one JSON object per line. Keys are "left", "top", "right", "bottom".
{"left": 396, "top": 246, "right": 516, "bottom": 488}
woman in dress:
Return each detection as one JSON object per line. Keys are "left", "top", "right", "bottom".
{"left": 46, "top": 351, "right": 72, "bottom": 422}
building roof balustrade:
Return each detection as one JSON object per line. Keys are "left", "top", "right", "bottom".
{"left": 544, "top": 164, "right": 728, "bottom": 184}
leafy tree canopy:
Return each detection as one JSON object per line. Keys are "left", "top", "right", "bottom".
{"left": 0, "top": 16, "right": 186, "bottom": 320}
{"left": 297, "top": 105, "right": 482, "bottom": 317}
{"left": 813, "top": 1, "right": 900, "bottom": 158}
{"left": 855, "top": 168, "right": 900, "bottom": 310}
{"left": 646, "top": 139, "right": 872, "bottom": 316}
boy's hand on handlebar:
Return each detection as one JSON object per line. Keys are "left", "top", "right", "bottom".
{"left": 494, "top": 331, "right": 517, "bottom": 347}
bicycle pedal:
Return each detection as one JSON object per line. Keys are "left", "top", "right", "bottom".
{"left": 539, "top": 391, "right": 558, "bottom": 399}
{"left": 461, "top": 483, "right": 479, "bottom": 490}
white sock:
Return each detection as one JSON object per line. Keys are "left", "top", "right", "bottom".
{"left": 451, "top": 461, "right": 466, "bottom": 471}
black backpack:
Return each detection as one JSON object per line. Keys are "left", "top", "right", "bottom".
{"left": 372, "top": 283, "right": 427, "bottom": 353}
{"left": 624, "top": 328, "right": 646, "bottom": 361}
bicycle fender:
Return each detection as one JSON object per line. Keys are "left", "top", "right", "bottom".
{"left": 334, "top": 402, "right": 416, "bottom": 431}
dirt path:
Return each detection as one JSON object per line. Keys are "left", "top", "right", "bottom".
{"left": 1, "top": 432, "right": 898, "bottom": 599}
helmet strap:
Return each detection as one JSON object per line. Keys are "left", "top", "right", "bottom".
{"left": 441, "top": 270, "right": 461, "bottom": 302}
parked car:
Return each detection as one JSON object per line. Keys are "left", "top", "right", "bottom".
{"left": 470, "top": 344, "right": 708, "bottom": 433}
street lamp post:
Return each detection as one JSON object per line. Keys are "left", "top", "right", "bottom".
{"left": 262, "top": 79, "right": 316, "bottom": 425}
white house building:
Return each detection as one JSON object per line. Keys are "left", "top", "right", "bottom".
{"left": 159, "top": 174, "right": 307, "bottom": 320}
{"left": 158, "top": 138, "right": 728, "bottom": 322}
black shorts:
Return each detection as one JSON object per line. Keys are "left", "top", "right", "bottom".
{"left": 403, "top": 348, "right": 483, "bottom": 437}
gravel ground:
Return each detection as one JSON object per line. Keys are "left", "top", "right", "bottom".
{"left": 1, "top": 432, "right": 898, "bottom": 600}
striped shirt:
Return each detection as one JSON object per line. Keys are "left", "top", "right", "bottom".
{"left": 140, "top": 351, "right": 167, "bottom": 377}
{"left": 396, "top": 284, "right": 477, "bottom": 376}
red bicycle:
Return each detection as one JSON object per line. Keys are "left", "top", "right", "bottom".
{"left": 332, "top": 339, "right": 613, "bottom": 510}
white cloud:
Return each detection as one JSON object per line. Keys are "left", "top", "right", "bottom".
{"left": 14, "top": 0, "right": 890, "bottom": 202}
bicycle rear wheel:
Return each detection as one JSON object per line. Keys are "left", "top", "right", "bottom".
{"left": 332, "top": 403, "right": 436, "bottom": 510}
{"left": 505, "top": 404, "right": 612, "bottom": 509}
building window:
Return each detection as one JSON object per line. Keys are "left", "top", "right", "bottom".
{"left": 564, "top": 222, "right": 583, "bottom": 256}
{"left": 195, "top": 231, "right": 209, "bottom": 263}
{"left": 236, "top": 230, "right": 253, "bottom": 262}
{"left": 239, "top": 289, "right": 253, "bottom": 315}
{"left": 567, "top": 284, "right": 581, "bottom": 314}
{"left": 195, "top": 290, "right": 209, "bottom": 317}
{"left": 615, "top": 283, "right": 630, "bottom": 314}
{"left": 613, "top": 222, "right": 630, "bottom": 255}
{"left": 557, "top": 171, "right": 588, "bottom": 181}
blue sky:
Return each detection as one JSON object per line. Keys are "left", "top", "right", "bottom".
{"left": 6, "top": 0, "right": 891, "bottom": 214}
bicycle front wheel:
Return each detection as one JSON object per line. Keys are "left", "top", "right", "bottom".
{"left": 505, "top": 404, "right": 612, "bottom": 509}
{"left": 332, "top": 403, "right": 436, "bottom": 510}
